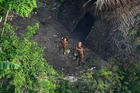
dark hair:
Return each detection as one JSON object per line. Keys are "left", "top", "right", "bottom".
{"left": 62, "top": 37, "right": 68, "bottom": 41}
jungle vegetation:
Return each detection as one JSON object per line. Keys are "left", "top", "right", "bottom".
{"left": 0, "top": 0, "right": 140, "bottom": 93}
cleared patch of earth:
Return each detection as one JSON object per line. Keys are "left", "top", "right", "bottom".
{"left": 9, "top": 1, "right": 102, "bottom": 76}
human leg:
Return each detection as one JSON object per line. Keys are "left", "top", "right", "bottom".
{"left": 63, "top": 46, "right": 66, "bottom": 55}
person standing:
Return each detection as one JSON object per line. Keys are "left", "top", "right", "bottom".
{"left": 76, "top": 42, "right": 84, "bottom": 66}
{"left": 58, "top": 37, "right": 68, "bottom": 55}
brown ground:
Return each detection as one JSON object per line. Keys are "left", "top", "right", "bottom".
{"left": 9, "top": 0, "right": 101, "bottom": 76}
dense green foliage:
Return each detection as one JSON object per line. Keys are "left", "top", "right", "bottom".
{"left": 0, "top": 23, "right": 58, "bottom": 93}
{"left": 0, "top": 0, "right": 37, "bottom": 17}
{"left": 57, "top": 59, "right": 140, "bottom": 93}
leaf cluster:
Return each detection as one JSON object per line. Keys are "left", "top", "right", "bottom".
{"left": 0, "top": 0, "right": 37, "bottom": 17}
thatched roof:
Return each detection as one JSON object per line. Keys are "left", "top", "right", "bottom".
{"left": 96, "top": 0, "right": 138, "bottom": 11}
{"left": 95, "top": 0, "right": 140, "bottom": 28}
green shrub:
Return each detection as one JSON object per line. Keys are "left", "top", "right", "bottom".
{"left": 0, "top": 23, "right": 58, "bottom": 93}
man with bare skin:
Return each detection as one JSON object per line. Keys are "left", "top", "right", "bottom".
{"left": 76, "top": 42, "right": 84, "bottom": 66}
{"left": 58, "top": 37, "right": 68, "bottom": 55}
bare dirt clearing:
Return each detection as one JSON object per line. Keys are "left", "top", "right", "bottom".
{"left": 9, "top": 1, "right": 102, "bottom": 76}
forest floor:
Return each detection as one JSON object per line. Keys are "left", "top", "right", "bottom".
{"left": 9, "top": 0, "right": 102, "bottom": 77}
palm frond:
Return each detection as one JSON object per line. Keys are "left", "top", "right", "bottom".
{"left": 0, "top": 61, "right": 20, "bottom": 70}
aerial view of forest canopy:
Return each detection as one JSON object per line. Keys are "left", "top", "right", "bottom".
{"left": 0, "top": 0, "right": 140, "bottom": 93}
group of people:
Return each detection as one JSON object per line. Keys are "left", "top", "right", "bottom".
{"left": 58, "top": 37, "right": 84, "bottom": 66}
